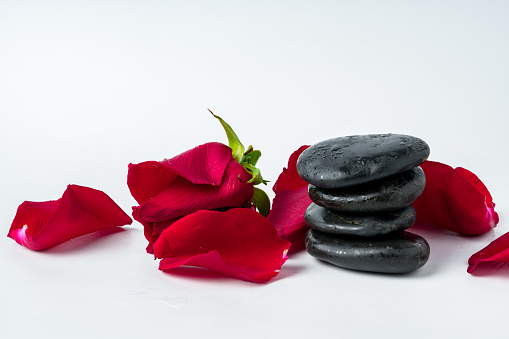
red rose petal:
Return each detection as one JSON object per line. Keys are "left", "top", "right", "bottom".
{"left": 161, "top": 142, "right": 233, "bottom": 185}
{"left": 268, "top": 186, "right": 312, "bottom": 245}
{"left": 7, "top": 200, "right": 60, "bottom": 247}
{"left": 455, "top": 167, "right": 495, "bottom": 207}
{"left": 132, "top": 206, "right": 153, "bottom": 244}
{"left": 128, "top": 161, "right": 178, "bottom": 205}
{"left": 468, "top": 232, "right": 509, "bottom": 273}
{"left": 153, "top": 208, "right": 290, "bottom": 283}
{"left": 268, "top": 145, "right": 312, "bottom": 251}
{"left": 128, "top": 142, "right": 232, "bottom": 205}
{"left": 7, "top": 185, "right": 132, "bottom": 251}
{"left": 273, "top": 145, "right": 310, "bottom": 194}
{"left": 132, "top": 207, "right": 180, "bottom": 254}
{"left": 413, "top": 161, "right": 498, "bottom": 235}
{"left": 138, "top": 159, "right": 253, "bottom": 222}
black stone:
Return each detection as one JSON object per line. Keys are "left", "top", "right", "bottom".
{"left": 296, "top": 134, "right": 430, "bottom": 188}
{"left": 308, "top": 166, "right": 425, "bottom": 213}
{"left": 306, "top": 229, "right": 430, "bottom": 274}
{"left": 304, "top": 203, "right": 416, "bottom": 237}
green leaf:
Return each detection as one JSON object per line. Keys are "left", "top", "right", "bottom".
{"left": 252, "top": 187, "right": 271, "bottom": 217}
{"left": 209, "top": 109, "right": 244, "bottom": 162}
{"left": 243, "top": 145, "right": 254, "bottom": 155}
{"left": 242, "top": 163, "right": 268, "bottom": 185}
{"left": 242, "top": 163, "right": 260, "bottom": 183}
{"left": 241, "top": 149, "right": 262, "bottom": 166}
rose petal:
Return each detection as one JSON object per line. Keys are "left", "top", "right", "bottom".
{"left": 413, "top": 161, "right": 498, "bottom": 235}
{"left": 132, "top": 207, "right": 180, "bottom": 254}
{"left": 153, "top": 208, "right": 290, "bottom": 283}
{"left": 268, "top": 186, "right": 312, "bottom": 246}
{"left": 7, "top": 200, "right": 60, "bottom": 248}
{"left": 455, "top": 167, "right": 495, "bottom": 208}
{"left": 273, "top": 145, "right": 310, "bottom": 194}
{"left": 138, "top": 159, "right": 253, "bottom": 222}
{"left": 8, "top": 185, "right": 132, "bottom": 250}
{"left": 128, "top": 142, "right": 233, "bottom": 204}
{"left": 128, "top": 161, "right": 178, "bottom": 205}
{"left": 160, "top": 142, "right": 233, "bottom": 185}
{"left": 268, "top": 145, "right": 312, "bottom": 252}
{"left": 468, "top": 232, "right": 509, "bottom": 273}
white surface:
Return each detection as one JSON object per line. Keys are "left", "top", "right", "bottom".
{"left": 1, "top": 1, "right": 509, "bottom": 338}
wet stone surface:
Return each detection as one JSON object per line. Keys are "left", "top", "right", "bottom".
{"left": 308, "top": 166, "right": 425, "bottom": 212}
{"left": 296, "top": 134, "right": 430, "bottom": 188}
{"left": 306, "top": 229, "right": 430, "bottom": 274}
{"left": 304, "top": 203, "right": 416, "bottom": 237}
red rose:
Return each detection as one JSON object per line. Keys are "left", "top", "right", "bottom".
{"left": 128, "top": 142, "right": 255, "bottom": 253}
{"left": 130, "top": 113, "right": 294, "bottom": 282}
{"left": 7, "top": 185, "right": 132, "bottom": 251}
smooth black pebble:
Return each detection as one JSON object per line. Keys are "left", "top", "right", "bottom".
{"left": 304, "top": 203, "right": 416, "bottom": 237}
{"left": 306, "top": 229, "right": 430, "bottom": 274}
{"left": 308, "top": 166, "right": 425, "bottom": 212}
{"left": 296, "top": 134, "right": 430, "bottom": 188}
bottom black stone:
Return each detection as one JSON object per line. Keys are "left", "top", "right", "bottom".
{"left": 306, "top": 229, "right": 430, "bottom": 274}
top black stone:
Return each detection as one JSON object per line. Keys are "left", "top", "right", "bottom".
{"left": 296, "top": 134, "right": 430, "bottom": 188}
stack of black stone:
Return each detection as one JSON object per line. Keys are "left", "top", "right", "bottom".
{"left": 296, "top": 134, "right": 431, "bottom": 274}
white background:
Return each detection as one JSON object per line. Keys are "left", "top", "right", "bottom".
{"left": 1, "top": 1, "right": 509, "bottom": 338}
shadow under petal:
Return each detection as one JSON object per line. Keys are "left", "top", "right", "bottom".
{"left": 43, "top": 226, "right": 127, "bottom": 254}
{"left": 161, "top": 266, "right": 241, "bottom": 283}
{"left": 272, "top": 263, "right": 307, "bottom": 281}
